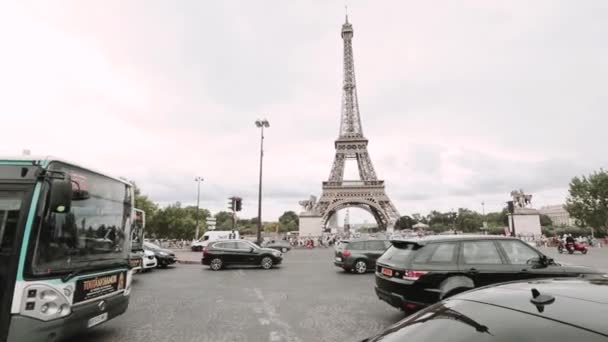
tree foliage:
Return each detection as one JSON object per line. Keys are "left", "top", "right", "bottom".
{"left": 539, "top": 214, "right": 553, "bottom": 227}
{"left": 395, "top": 216, "right": 415, "bottom": 230}
{"left": 566, "top": 170, "right": 608, "bottom": 230}
{"left": 278, "top": 211, "right": 299, "bottom": 232}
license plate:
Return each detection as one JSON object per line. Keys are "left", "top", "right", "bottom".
{"left": 382, "top": 268, "right": 393, "bottom": 277}
{"left": 87, "top": 312, "right": 108, "bottom": 328}
{"left": 335, "top": 257, "right": 342, "bottom": 262}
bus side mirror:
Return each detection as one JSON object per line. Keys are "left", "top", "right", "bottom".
{"left": 48, "top": 174, "right": 73, "bottom": 213}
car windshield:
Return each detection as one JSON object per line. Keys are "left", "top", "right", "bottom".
{"left": 27, "top": 163, "right": 132, "bottom": 276}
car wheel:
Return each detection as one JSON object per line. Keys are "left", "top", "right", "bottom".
{"left": 210, "top": 258, "right": 223, "bottom": 271}
{"left": 582, "top": 249, "right": 588, "bottom": 254}
{"left": 281, "top": 248, "right": 288, "bottom": 253}
{"left": 261, "top": 256, "right": 273, "bottom": 269}
{"left": 568, "top": 249, "right": 574, "bottom": 254}
{"left": 354, "top": 260, "right": 367, "bottom": 274}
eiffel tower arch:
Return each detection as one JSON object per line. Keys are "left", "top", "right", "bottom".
{"left": 299, "top": 16, "right": 400, "bottom": 235}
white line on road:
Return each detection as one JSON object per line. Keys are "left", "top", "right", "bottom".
{"left": 253, "top": 288, "right": 302, "bottom": 342}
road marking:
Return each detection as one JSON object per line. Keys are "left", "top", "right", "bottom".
{"left": 253, "top": 288, "right": 302, "bottom": 342}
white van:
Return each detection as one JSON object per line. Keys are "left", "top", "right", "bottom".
{"left": 191, "top": 230, "right": 240, "bottom": 251}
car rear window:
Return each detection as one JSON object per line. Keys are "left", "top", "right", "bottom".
{"left": 378, "top": 241, "right": 421, "bottom": 265}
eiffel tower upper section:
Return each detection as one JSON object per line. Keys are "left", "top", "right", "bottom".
{"left": 326, "top": 15, "right": 379, "bottom": 184}
{"left": 339, "top": 15, "right": 364, "bottom": 140}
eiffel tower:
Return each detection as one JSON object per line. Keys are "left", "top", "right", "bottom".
{"left": 300, "top": 16, "right": 400, "bottom": 233}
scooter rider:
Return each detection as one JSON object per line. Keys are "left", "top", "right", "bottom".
{"left": 566, "top": 234, "right": 575, "bottom": 244}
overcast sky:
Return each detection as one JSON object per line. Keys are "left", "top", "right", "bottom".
{"left": 1, "top": 1, "right": 607, "bottom": 223}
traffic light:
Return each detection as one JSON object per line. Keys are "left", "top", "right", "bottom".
{"left": 235, "top": 197, "right": 242, "bottom": 211}
{"left": 227, "top": 197, "right": 235, "bottom": 211}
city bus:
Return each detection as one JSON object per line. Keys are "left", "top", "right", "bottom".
{"left": 0, "top": 156, "right": 134, "bottom": 342}
{"left": 129, "top": 208, "right": 146, "bottom": 273}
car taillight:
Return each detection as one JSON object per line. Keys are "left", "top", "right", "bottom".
{"left": 342, "top": 249, "right": 351, "bottom": 257}
{"left": 202, "top": 247, "right": 209, "bottom": 255}
{"left": 403, "top": 270, "right": 428, "bottom": 280}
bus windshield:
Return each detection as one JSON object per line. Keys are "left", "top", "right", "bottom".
{"left": 0, "top": 190, "right": 25, "bottom": 256}
{"left": 27, "top": 163, "right": 133, "bottom": 277}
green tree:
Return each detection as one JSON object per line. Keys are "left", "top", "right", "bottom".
{"left": 566, "top": 170, "right": 608, "bottom": 231}
{"left": 455, "top": 208, "right": 483, "bottom": 232}
{"left": 395, "top": 215, "right": 415, "bottom": 230}
{"left": 278, "top": 211, "right": 299, "bottom": 232}
{"left": 539, "top": 214, "right": 553, "bottom": 227}
{"left": 215, "top": 211, "right": 235, "bottom": 230}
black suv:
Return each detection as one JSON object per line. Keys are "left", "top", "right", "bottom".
{"left": 375, "top": 235, "right": 601, "bottom": 312}
{"left": 202, "top": 239, "right": 283, "bottom": 270}
{"left": 334, "top": 239, "right": 390, "bottom": 274}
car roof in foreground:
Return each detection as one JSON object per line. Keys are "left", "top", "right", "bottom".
{"left": 390, "top": 234, "right": 517, "bottom": 245}
{"left": 454, "top": 277, "right": 608, "bottom": 335}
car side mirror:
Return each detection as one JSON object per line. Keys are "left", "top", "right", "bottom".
{"left": 48, "top": 174, "right": 73, "bottom": 213}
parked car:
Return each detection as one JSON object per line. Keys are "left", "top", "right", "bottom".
{"left": 365, "top": 277, "right": 608, "bottom": 341}
{"left": 142, "top": 249, "right": 157, "bottom": 272}
{"left": 335, "top": 239, "right": 391, "bottom": 274}
{"left": 144, "top": 241, "right": 177, "bottom": 268}
{"left": 375, "top": 235, "right": 602, "bottom": 313}
{"left": 202, "top": 239, "right": 283, "bottom": 270}
{"left": 191, "top": 230, "right": 240, "bottom": 251}
{"left": 261, "top": 240, "right": 291, "bottom": 253}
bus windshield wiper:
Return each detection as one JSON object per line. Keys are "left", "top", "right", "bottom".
{"left": 61, "top": 260, "right": 129, "bottom": 283}
{"left": 61, "top": 261, "right": 95, "bottom": 282}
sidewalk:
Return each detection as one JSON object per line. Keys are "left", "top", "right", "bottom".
{"left": 172, "top": 249, "right": 202, "bottom": 265}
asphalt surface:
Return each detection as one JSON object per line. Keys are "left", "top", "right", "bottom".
{"left": 65, "top": 246, "right": 608, "bottom": 342}
{"left": 66, "top": 248, "right": 403, "bottom": 342}
{"left": 541, "top": 245, "right": 608, "bottom": 272}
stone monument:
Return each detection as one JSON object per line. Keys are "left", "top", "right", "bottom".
{"left": 298, "top": 196, "right": 323, "bottom": 237}
{"left": 508, "top": 189, "right": 542, "bottom": 237}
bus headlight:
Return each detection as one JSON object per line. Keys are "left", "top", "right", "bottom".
{"left": 63, "top": 285, "right": 73, "bottom": 298}
{"left": 21, "top": 285, "right": 71, "bottom": 321}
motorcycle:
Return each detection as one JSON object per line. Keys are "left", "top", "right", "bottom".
{"left": 557, "top": 241, "right": 588, "bottom": 254}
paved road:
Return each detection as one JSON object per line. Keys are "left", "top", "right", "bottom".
{"left": 67, "top": 248, "right": 403, "bottom": 342}
{"left": 66, "top": 246, "right": 608, "bottom": 342}
{"left": 540, "top": 245, "right": 608, "bottom": 272}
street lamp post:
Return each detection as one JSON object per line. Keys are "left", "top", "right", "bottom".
{"left": 255, "top": 119, "right": 270, "bottom": 245}
{"left": 194, "top": 176, "right": 204, "bottom": 240}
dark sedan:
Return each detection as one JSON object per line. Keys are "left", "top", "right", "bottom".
{"left": 365, "top": 277, "right": 608, "bottom": 341}
{"left": 375, "top": 235, "right": 602, "bottom": 313}
{"left": 144, "top": 241, "right": 176, "bottom": 268}
{"left": 202, "top": 239, "right": 283, "bottom": 270}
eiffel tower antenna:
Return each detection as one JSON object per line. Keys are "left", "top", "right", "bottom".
{"left": 302, "top": 15, "right": 401, "bottom": 233}
{"left": 345, "top": 2, "right": 349, "bottom": 23}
